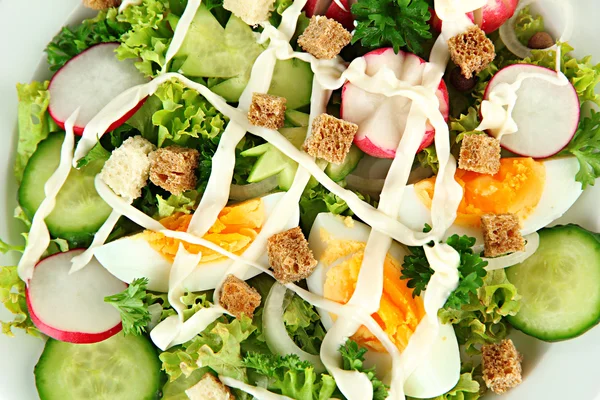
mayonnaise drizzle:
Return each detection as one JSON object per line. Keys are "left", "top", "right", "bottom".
{"left": 219, "top": 376, "right": 295, "bottom": 400}
{"left": 118, "top": 0, "right": 142, "bottom": 13}
{"left": 161, "top": 0, "right": 202, "bottom": 74}
{"left": 18, "top": 109, "right": 79, "bottom": 282}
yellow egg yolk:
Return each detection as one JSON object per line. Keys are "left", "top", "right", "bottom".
{"left": 320, "top": 231, "right": 425, "bottom": 353}
{"left": 143, "top": 198, "right": 265, "bottom": 263}
{"left": 415, "top": 158, "right": 546, "bottom": 226}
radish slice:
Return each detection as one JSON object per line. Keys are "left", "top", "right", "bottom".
{"left": 48, "top": 43, "right": 149, "bottom": 135}
{"left": 480, "top": 64, "right": 579, "bottom": 158}
{"left": 26, "top": 250, "right": 127, "bottom": 344}
{"left": 304, "top": 0, "right": 333, "bottom": 16}
{"left": 325, "top": 0, "right": 354, "bottom": 31}
{"left": 499, "top": 0, "right": 574, "bottom": 59}
{"left": 341, "top": 48, "right": 449, "bottom": 159}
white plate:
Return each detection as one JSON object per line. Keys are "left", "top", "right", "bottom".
{"left": 0, "top": 1, "right": 599, "bottom": 399}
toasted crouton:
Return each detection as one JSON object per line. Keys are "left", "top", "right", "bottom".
{"left": 267, "top": 227, "right": 318, "bottom": 283}
{"left": 481, "top": 213, "right": 525, "bottom": 257}
{"left": 458, "top": 134, "right": 501, "bottom": 175}
{"left": 303, "top": 114, "right": 358, "bottom": 164}
{"left": 185, "top": 373, "right": 235, "bottom": 400}
{"left": 100, "top": 136, "right": 156, "bottom": 201}
{"left": 298, "top": 16, "right": 352, "bottom": 59}
{"left": 220, "top": 275, "right": 261, "bottom": 319}
{"left": 482, "top": 339, "right": 523, "bottom": 394}
{"left": 149, "top": 146, "right": 199, "bottom": 195}
{"left": 448, "top": 26, "right": 495, "bottom": 79}
{"left": 248, "top": 93, "right": 287, "bottom": 130}
{"left": 223, "top": 0, "right": 275, "bottom": 25}
{"left": 83, "top": 0, "right": 121, "bottom": 10}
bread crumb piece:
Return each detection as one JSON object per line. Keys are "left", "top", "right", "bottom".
{"left": 267, "top": 227, "right": 318, "bottom": 283}
{"left": 149, "top": 146, "right": 199, "bottom": 195}
{"left": 298, "top": 16, "right": 351, "bottom": 59}
{"left": 220, "top": 275, "right": 261, "bottom": 319}
{"left": 482, "top": 339, "right": 523, "bottom": 394}
{"left": 248, "top": 93, "right": 287, "bottom": 130}
{"left": 83, "top": 0, "right": 121, "bottom": 10}
{"left": 303, "top": 113, "right": 358, "bottom": 164}
{"left": 481, "top": 213, "right": 525, "bottom": 257}
{"left": 458, "top": 134, "right": 501, "bottom": 175}
{"left": 185, "top": 373, "right": 236, "bottom": 400}
{"left": 448, "top": 25, "right": 495, "bottom": 79}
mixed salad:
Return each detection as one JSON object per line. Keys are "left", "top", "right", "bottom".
{"left": 2, "top": 0, "right": 600, "bottom": 399}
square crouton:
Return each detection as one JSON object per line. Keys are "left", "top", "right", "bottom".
{"left": 267, "top": 227, "right": 318, "bottom": 283}
{"left": 303, "top": 114, "right": 358, "bottom": 164}
{"left": 458, "top": 134, "right": 501, "bottom": 175}
{"left": 149, "top": 146, "right": 200, "bottom": 195}
{"left": 481, "top": 214, "right": 525, "bottom": 257}
{"left": 448, "top": 25, "right": 495, "bottom": 79}
{"left": 223, "top": 0, "right": 275, "bottom": 25}
{"left": 220, "top": 275, "right": 261, "bottom": 319}
{"left": 248, "top": 93, "right": 287, "bottom": 130}
{"left": 100, "top": 136, "right": 156, "bottom": 201}
{"left": 83, "top": 0, "right": 121, "bottom": 10}
{"left": 482, "top": 339, "right": 523, "bottom": 394}
{"left": 185, "top": 373, "right": 235, "bottom": 400}
{"left": 298, "top": 16, "right": 352, "bottom": 59}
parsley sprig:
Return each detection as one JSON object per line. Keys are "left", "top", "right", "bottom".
{"left": 401, "top": 235, "right": 488, "bottom": 310}
{"left": 560, "top": 109, "right": 600, "bottom": 189}
{"left": 104, "top": 277, "right": 151, "bottom": 335}
{"left": 339, "top": 340, "right": 389, "bottom": 400}
{"left": 351, "top": 0, "right": 432, "bottom": 55}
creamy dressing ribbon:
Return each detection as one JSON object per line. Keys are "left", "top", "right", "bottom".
{"left": 118, "top": 0, "right": 142, "bottom": 13}
{"left": 17, "top": 109, "right": 79, "bottom": 282}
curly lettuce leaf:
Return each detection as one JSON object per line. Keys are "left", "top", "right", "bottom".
{"left": 0, "top": 266, "right": 42, "bottom": 338}
{"left": 156, "top": 191, "right": 201, "bottom": 218}
{"left": 15, "top": 81, "right": 60, "bottom": 183}
{"left": 339, "top": 340, "right": 388, "bottom": 400}
{"left": 439, "top": 269, "right": 521, "bottom": 354}
{"left": 116, "top": 0, "right": 176, "bottom": 77}
{"left": 160, "top": 315, "right": 256, "bottom": 382}
{"left": 283, "top": 293, "right": 326, "bottom": 355}
{"left": 417, "top": 144, "right": 439, "bottom": 173}
{"left": 514, "top": 5, "right": 544, "bottom": 46}
{"left": 244, "top": 353, "right": 337, "bottom": 400}
{"left": 152, "top": 79, "right": 228, "bottom": 147}
{"left": 560, "top": 109, "right": 600, "bottom": 189}
{"left": 46, "top": 8, "right": 131, "bottom": 71}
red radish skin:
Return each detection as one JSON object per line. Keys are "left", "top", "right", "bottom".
{"left": 340, "top": 48, "right": 450, "bottom": 159}
{"left": 48, "top": 43, "right": 148, "bottom": 136}
{"left": 26, "top": 249, "right": 127, "bottom": 344}
{"left": 481, "top": 64, "right": 579, "bottom": 158}
{"left": 304, "top": 0, "right": 333, "bottom": 17}
{"left": 325, "top": 0, "right": 354, "bottom": 31}
{"left": 477, "top": 0, "right": 519, "bottom": 33}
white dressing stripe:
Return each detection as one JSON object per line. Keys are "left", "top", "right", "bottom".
{"left": 168, "top": 245, "right": 203, "bottom": 321}
{"left": 69, "top": 209, "right": 123, "bottom": 273}
{"left": 18, "top": 109, "right": 79, "bottom": 282}
{"left": 219, "top": 376, "right": 295, "bottom": 400}
{"left": 118, "top": 0, "right": 142, "bottom": 13}
{"left": 161, "top": 0, "right": 202, "bottom": 74}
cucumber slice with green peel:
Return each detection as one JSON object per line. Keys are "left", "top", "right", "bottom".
{"left": 325, "top": 145, "right": 364, "bottom": 182}
{"left": 18, "top": 132, "right": 112, "bottom": 247}
{"left": 506, "top": 225, "right": 600, "bottom": 342}
{"left": 269, "top": 58, "right": 314, "bottom": 110}
{"left": 35, "top": 333, "right": 162, "bottom": 400}
{"left": 285, "top": 109, "right": 310, "bottom": 127}
{"left": 210, "top": 73, "right": 250, "bottom": 103}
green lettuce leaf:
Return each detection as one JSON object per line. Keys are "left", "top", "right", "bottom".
{"left": 438, "top": 269, "right": 521, "bottom": 354}
{"left": 46, "top": 8, "right": 131, "bottom": 71}
{"left": 116, "top": 0, "right": 175, "bottom": 77}
{"left": 514, "top": 5, "right": 544, "bottom": 46}
{"left": 156, "top": 190, "right": 201, "bottom": 218}
{"left": 339, "top": 340, "right": 388, "bottom": 400}
{"left": 244, "top": 353, "right": 337, "bottom": 400}
{"left": 151, "top": 78, "right": 228, "bottom": 147}
{"left": 283, "top": 294, "right": 326, "bottom": 355}
{"left": 76, "top": 141, "right": 111, "bottom": 169}
{"left": 270, "top": 0, "right": 294, "bottom": 25}
{"left": 160, "top": 315, "right": 256, "bottom": 382}
{"left": 417, "top": 144, "right": 439, "bottom": 173}
{"left": 0, "top": 266, "right": 42, "bottom": 338}
{"left": 15, "top": 81, "right": 60, "bottom": 183}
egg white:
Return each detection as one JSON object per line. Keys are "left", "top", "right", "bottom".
{"left": 307, "top": 213, "right": 460, "bottom": 398}
{"left": 397, "top": 157, "right": 583, "bottom": 245}
{"left": 94, "top": 192, "right": 299, "bottom": 292}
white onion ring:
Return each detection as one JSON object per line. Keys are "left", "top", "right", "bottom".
{"left": 229, "top": 176, "right": 279, "bottom": 201}
{"left": 263, "top": 282, "right": 326, "bottom": 372}
{"left": 483, "top": 232, "right": 540, "bottom": 271}
{"left": 499, "top": 0, "right": 574, "bottom": 59}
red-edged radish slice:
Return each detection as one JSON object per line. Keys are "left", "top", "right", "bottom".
{"left": 481, "top": 64, "right": 579, "bottom": 158}
{"left": 304, "top": 0, "right": 333, "bottom": 17}
{"left": 48, "top": 43, "right": 148, "bottom": 136}
{"left": 476, "top": 0, "right": 519, "bottom": 33}
{"left": 341, "top": 48, "right": 449, "bottom": 159}
{"left": 428, "top": 7, "right": 474, "bottom": 33}
{"left": 26, "top": 249, "right": 126, "bottom": 344}
{"left": 325, "top": 0, "right": 354, "bottom": 31}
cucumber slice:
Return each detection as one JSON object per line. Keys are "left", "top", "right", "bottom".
{"left": 210, "top": 73, "right": 250, "bottom": 103}
{"left": 285, "top": 110, "right": 310, "bottom": 127}
{"left": 35, "top": 333, "right": 161, "bottom": 400}
{"left": 18, "top": 132, "right": 112, "bottom": 247}
{"left": 269, "top": 58, "right": 314, "bottom": 110}
{"left": 506, "top": 225, "right": 600, "bottom": 341}
{"left": 325, "top": 145, "right": 364, "bottom": 182}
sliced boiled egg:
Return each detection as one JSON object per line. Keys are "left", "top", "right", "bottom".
{"left": 95, "top": 192, "right": 299, "bottom": 292}
{"left": 307, "top": 213, "right": 460, "bottom": 398}
{"left": 398, "top": 157, "right": 583, "bottom": 244}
